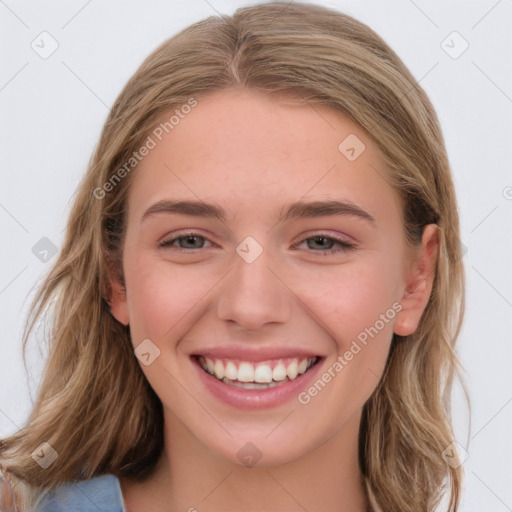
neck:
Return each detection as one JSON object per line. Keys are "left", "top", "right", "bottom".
{"left": 121, "top": 409, "right": 368, "bottom": 512}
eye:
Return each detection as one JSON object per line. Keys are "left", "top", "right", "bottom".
{"left": 159, "top": 231, "right": 212, "bottom": 251}
{"left": 293, "top": 234, "right": 356, "bottom": 255}
{"left": 158, "top": 231, "right": 356, "bottom": 255}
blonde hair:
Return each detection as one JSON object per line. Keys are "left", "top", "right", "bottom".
{"left": 0, "top": 2, "right": 467, "bottom": 511}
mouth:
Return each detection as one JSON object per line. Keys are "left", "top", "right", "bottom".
{"left": 190, "top": 349, "right": 326, "bottom": 411}
{"left": 194, "top": 355, "right": 320, "bottom": 389}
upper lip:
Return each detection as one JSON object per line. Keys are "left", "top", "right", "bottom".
{"left": 191, "top": 346, "right": 323, "bottom": 362}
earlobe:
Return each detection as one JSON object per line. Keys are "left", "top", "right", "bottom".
{"left": 107, "top": 269, "right": 130, "bottom": 326}
{"left": 393, "top": 224, "right": 440, "bottom": 337}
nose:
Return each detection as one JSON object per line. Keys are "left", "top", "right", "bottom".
{"left": 215, "top": 245, "right": 293, "bottom": 332}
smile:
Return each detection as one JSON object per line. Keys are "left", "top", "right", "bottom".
{"left": 196, "top": 355, "right": 319, "bottom": 389}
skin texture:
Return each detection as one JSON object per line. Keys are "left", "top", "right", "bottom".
{"left": 109, "top": 88, "right": 439, "bottom": 512}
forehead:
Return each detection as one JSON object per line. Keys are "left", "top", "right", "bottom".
{"left": 127, "top": 88, "right": 401, "bottom": 224}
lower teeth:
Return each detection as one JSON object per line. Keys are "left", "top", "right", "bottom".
{"left": 221, "top": 377, "right": 289, "bottom": 389}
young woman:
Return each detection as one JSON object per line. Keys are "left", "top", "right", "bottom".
{"left": 0, "top": 2, "right": 467, "bottom": 511}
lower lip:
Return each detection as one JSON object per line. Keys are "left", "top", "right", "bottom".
{"left": 192, "top": 357, "right": 325, "bottom": 410}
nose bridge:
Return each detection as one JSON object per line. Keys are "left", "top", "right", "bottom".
{"left": 215, "top": 237, "right": 292, "bottom": 330}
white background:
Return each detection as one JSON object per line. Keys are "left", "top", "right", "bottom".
{"left": 1, "top": 1, "right": 511, "bottom": 510}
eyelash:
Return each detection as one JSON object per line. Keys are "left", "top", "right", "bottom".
{"left": 158, "top": 231, "right": 356, "bottom": 255}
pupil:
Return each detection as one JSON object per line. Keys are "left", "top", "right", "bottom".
{"left": 310, "top": 237, "right": 332, "bottom": 250}
{"left": 183, "top": 236, "right": 201, "bottom": 248}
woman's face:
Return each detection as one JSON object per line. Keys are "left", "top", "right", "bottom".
{"left": 110, "top": 88, "right": 435, "bottom": 466}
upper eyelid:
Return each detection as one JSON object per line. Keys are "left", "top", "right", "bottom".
{"left": 293, "top": 230, "right": 356, "bottom": 244}
{"left": 159, "top": 230, "right": 214, "bottom": 245}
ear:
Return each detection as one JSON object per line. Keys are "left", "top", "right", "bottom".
{"left": 107, "top": 265, "right": 130, "bottom": 326}
{"left": 394, "top": 224, "right": 440, "bottom": 336}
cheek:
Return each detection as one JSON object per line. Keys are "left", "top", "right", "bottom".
{"left": 298, "top": 257, "right": 402, "bottom": 344}
{"left": 299, "top": 267, "right": 398, "bottom": 417}
{"left": 123, "top": 254, "right": 220, "bottom": 343}
{"left": 294, "top": 256, "right": 401, "bottom": 403}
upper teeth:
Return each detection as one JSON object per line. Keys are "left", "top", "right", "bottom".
{"left": 199, "top": 356, "right": 316, "bottom": 383}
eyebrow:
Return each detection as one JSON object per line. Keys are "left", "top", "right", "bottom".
{"left": 141, "top": 199, "right": 375, "bottom": 224}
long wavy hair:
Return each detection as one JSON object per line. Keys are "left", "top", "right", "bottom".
{"left": 0, "top": 2, "right": 467, "bottom": 511}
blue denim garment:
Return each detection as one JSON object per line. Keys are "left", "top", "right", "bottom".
{"left": 34, "top": 474, "right": 124, "bottom": 512}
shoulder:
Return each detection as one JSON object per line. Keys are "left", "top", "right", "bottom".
{"left": 34, "top": 474, "right": 124, "bottom": 512}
